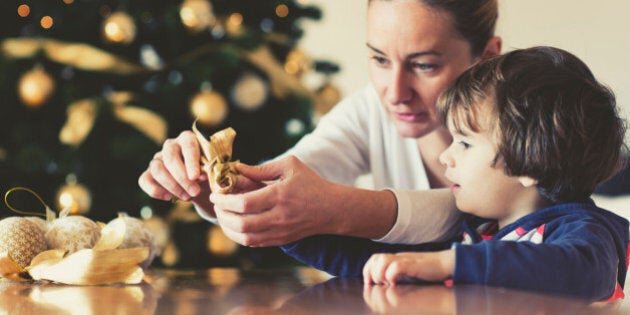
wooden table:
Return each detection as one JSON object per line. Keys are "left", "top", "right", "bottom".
{"left": 1, "top": 267, "right": 629, "bottom": 314}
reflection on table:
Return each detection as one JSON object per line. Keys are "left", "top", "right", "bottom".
{"left": 1, "top": 267, "right": 628, "bottom": 314}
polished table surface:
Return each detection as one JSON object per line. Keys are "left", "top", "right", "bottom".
{"left": 1, "top": 267, "right": 629, "bottom": 314}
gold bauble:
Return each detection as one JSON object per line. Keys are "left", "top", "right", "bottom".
{"left": 102, "top": 12, "right": 136, "bottom": 44}
{"left": 56, "top": 182, "right": 92, "bottom": 215}
{"left": 190, "top": 90, "right": 228, "bottom": 127}
{"left": 0, "top": 217, "right": 47, "bottom": 268}
{"left": 18, "top": 67, "right": 55, "bottom": 108}
{"left": 284, "top": 49, "right": 310, "bottom": 78}
{"left": 45, "top": 215, "right": 101, "bottom": 254}
{"left": 231, "top": 72, "right": 268, "bottom": 112}
{"left": 315, "top": 83, "right": 342, "bottom": 116}
{"left": 179, "top": 0, "right": 216, "bottom": 33}
{"left": 207, "top": 226, "right": 239, "bottom": 257}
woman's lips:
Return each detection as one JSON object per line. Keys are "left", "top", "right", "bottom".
{"left": 393, "top": 112, "right": 427, "bottom": 122}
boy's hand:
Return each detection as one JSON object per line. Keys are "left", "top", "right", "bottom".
{"left": 362, "top": 249, "right": 455, "bottom": 285}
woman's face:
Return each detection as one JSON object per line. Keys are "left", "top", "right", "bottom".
{"left": 367, "top": 0, "right": 478, "bottom": 138}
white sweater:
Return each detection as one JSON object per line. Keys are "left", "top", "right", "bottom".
{"left": 286, "top": 85, "right": 460, "bottom": 244}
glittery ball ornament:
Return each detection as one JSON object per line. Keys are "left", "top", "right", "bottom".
{"left": 105, "top": 215, "right": 157, "bottom": 269}
{"left": 0, "top": 217, "right": 47, "bottom": 268}
{"left": 45, "top": 215, "right": 101, "bottom": 254}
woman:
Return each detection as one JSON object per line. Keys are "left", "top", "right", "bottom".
{"left": 138, "top": 0, "right": 502, "bottom": 248}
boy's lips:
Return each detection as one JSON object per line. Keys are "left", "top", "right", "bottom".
{"left": 450, "top": 184, "right": 460, "bottom": 193}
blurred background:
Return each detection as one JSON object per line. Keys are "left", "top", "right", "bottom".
{"left": 0, "top": 0, "right": 628, "bottom": 269}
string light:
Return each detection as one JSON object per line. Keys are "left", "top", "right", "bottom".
{"left": 275, "top": 4, "right": 289, "bottom": 18}
{"left": 40, "top": 16, "right": 53, "bottom": 29}
{"left": 63, "top": 0, "right": 74, "bottom": 4}
{"left": 17, "top": 4, "right": 30, "bottom": 18}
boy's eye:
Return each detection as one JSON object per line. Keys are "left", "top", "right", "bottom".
{"left": 458, "top": 141, "right": 471, "bottom": 149}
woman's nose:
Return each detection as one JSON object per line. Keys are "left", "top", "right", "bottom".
{"left": 385, "top": 67, "right": 412, "bottom": 105}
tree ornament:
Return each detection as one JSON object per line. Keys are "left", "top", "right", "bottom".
{"left": 56, "top": 178, "right": 92, "bottom": 215}
{"left": 231, "top": 72, "right": 269, "bottom": 112}
{"left": 314, "top": 82, "right": 342, "bottom": 117}
{"left": 207, "top": 225, "right": 238, "bottom": 257}
{"left": 179, "top": 0, "right": 216, "bottom": 33}
{"left": 0, "top": 217, "right": 47, "bottom": 268}
{"left": 190, "top": 90, "right": 228, "bottom": 127}
{"left": 284, "top": 49, "right": 311, "bottom": 78}
{"left": 18, "top": 66, "right": 56, "bottom": 108}
{"left": 103, "top": 214, "right": 158, "bottom": 269}
{"left": 102, "top": 12, "right": 136, "bottom": 44}
{"left": 45, "top": 214, "right": 101, "bottom": 254}
{"left": 225, "top": 13, "right": 244, "bottom": 36}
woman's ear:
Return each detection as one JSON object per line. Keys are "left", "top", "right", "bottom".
{"left": 481, "top": 36, "right": 502, "bottom": 59}
{"left": 518, "top": 176, "right": 538, "bottom": 188}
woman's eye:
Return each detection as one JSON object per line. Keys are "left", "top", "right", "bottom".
{"left": 458, "top": 141, "right": 471, "bottom": 149}
{"left": 411, "top": 62, "right": 437, "bottom": 72}
{"left": 371, "top": 56, "right": 389, "bottom": 66}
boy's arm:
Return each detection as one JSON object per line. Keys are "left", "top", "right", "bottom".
{"left": 280, "top": 235, "right": 452, "bottom": 277}
{"left": 453, "top": 219, "right": 625, "bottom": 300}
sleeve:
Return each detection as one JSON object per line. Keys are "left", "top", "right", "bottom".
{"left": 452, "top": 217, "right": 623, "bottom": 300}
{"left": 280, "top": 235, "right": 452, "bottom": 277}
{"left": 282, "top": 88, "right": 372, "bottom": 186}
{"left": 377, "top": 189, "right": 463, "bottom": 244}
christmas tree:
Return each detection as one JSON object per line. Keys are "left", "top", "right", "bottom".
{"left": 0, "top": 0, "right": 340, "bottom": 268}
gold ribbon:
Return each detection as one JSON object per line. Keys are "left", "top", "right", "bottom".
{"left": 59, "top": 92, "right": 167, "bottom": 146}
{"left": 1, "top": 38, "right": 145, "bottom": 74}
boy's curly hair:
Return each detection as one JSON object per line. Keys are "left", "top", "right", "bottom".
{"left": 438, "top": 46, "right": 627, "bottom": 203}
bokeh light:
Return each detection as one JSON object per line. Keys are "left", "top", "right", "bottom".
{"left": 276, "top": 4, "right": 289, "bottom": 18}
{"left": 40, "top": 16, "right": 53, "bottom": 29}
{"left": 17, "top": 4, "right": 30, "bottom": 17}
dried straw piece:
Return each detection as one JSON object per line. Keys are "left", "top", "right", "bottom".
{"left": 27, "top": 248, "right": 148, "bottom": 285}
{"left": 192, "top": 122, "right": 239, "bottom": 193}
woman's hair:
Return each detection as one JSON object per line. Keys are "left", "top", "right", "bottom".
{"left": 438, "top": 46, "right": 627, "bottom": 204}
{"left": 368, "top": 0, "right": 498, "bottom": 57}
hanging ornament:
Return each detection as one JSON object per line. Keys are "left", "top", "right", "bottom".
{"left": 179, "top": 0, "right": 216, "bottom": 33}
{"left": 231, "top": 72, "right": 269, "bottom": 112}
{"left": 102, "top": 12, "right": 137, "bottom": 44}
{"left": 18, "top": 66, "right": 56, "bottom": 108}
{"left": 190, "top": 90, "right": 228, "bottom": 127}
{"left": 207, "top": 226, "right": 239, "bottom": 257}
{"left": 225, "top": 13, "right": 244, "bottom": 37}
{"left": 284, "top": 49, "right": 311, "bottom": 78}
{"left": 315, "top": 82, "right": 342, "bottom": 116}
{"left": 56, "top": 175, "right": 92, "bottom": 215}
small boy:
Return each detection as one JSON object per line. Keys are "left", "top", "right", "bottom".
{"left": 283, "top": 46, "right": 629, "bottom": 301}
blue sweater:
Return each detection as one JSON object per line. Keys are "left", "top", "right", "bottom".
{"left": 280, "top": 200, "right": 629, "bottom": 301}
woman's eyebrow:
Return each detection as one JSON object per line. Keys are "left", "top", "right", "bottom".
{"left": 366, "top": 43, "right": 441, "bottom": 58}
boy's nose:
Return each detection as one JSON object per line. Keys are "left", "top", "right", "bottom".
{"left": 438, "top": 149, "right": 454, "bottom": 167}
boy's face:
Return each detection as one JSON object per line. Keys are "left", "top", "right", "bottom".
{"left": 438, "top": 104, "right": 533, "bottom": 226}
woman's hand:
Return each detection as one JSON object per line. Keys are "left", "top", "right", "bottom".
{"left": 362, "top": 250, "right": 455, "bottom": 285}
{"left": 138, "top": 131, "right": 213, "bottom": 214}
{"left": 208, "top": 155, "right": 341, "bottom": 247}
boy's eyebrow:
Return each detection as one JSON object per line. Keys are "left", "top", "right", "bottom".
{"left": 366, "top": 43, "right": 441, "bottom": 58}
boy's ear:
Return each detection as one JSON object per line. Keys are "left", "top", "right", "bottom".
{"left": 481, "top": 36, "right": 502, "bottom": 59}
{"left": 518, "top": 176, "right": 538, "bottom": 188}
